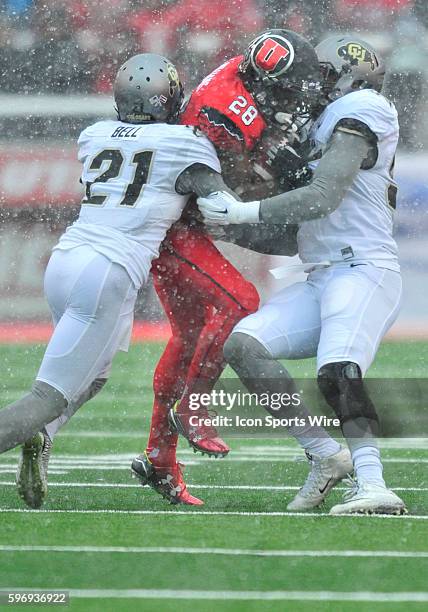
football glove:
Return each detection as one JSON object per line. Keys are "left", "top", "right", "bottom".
{"left": 274, "top": 112, "right": 312, "bottom": 144}
{"left": 266, "top": 142, "right": 313, "bottom": 190}
{"left": 197, "top": 191, "right": 260, "bottom": 225}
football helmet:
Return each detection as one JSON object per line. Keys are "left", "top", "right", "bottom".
{"left": 114, "top": 53, "right": 184, "bottom": 124}
{"left": 239, "top": 29, "right": 322, "bottom": 120}
{"left": 315, "top": 35, "right": 385, "bottom": 103}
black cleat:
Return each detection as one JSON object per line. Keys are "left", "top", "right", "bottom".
{"left": 168, "top": 405, "right": 230, "bottom": 458}
{"left": 131, "top": 452, "right": 203, "bottom": 506}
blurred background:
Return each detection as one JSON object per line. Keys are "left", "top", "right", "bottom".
{"left": 0, "top": 0, "right": 427, "bottom": 341}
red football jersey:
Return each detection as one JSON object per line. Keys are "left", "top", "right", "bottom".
{"left": 160, "top": 56, "right": 268, "bottom": 251}
{"left": 180, "top": 56, "right": 267, "bottom": 152}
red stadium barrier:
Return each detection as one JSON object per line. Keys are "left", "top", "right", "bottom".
{"left": 0, "top": 145, "right": 81, "bottom": 207}
{"left": 0, "top": 321, "right": 171, "bottom": 344}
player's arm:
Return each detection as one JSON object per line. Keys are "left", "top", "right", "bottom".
{"left": 260, "top": 129, "right": 368, "bottom": 224}
{"left": 219, "top": 223, "right": 299, "bottom": 255}
{"left": 175, "top": 163, "right": 298, "bottom": 255}
{"left": 175, "top": 162, "right": 237, "bottom": 198}
{"left": 197, "top": 130, "right": 371, "bottom": 225}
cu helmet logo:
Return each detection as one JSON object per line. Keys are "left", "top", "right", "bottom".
{"left": 167, "top": 62, "right": 180, "bottom": 94}
{"left": 247, "top": 33, "right": 295, "bottom": 79}
{"left": 338, "top": 43, "right": 377, "bottom": 69}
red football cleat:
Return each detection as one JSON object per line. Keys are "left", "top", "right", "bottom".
{"left": 168, "top": 405, "right": 230, "bottom": 458}
{"left": 131, "top": 452, "right": 203, "bottom": 506}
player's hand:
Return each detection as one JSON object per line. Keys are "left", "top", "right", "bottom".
{"left": 274, "top": 112, "right": 300, "bottom": 143}
{"left": 266, "top": 142, "right": 313, "bottom": 190}
{"left": 197, "top": 191, "right": 260, "bottom": 225}
{"left": 274, "top": 112, "right": 312, "bottom": 145}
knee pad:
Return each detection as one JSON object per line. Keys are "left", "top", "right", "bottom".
{"left": 223, "top": 333, "right": 244, "bottom": 366}
{"left": 317, "top": 361, "right": 379, "bottom": 428}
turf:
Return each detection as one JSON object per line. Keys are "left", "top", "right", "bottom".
{"left": 0, "top": 341, "right": 427, "bottom": 611}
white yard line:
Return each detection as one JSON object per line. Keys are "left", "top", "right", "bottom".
{"left": 60, "top": 432, "right": 144, "bottom": 439}
{"left": 43, "top": 432, "right": 428, "bottom": 448}
{"left": 0, "top": 545, "right": 427, "bottom": 558}
{"left": 0, "top": 508, "right": 426, "bottom": 519}
{"left": 0, "top": 470, "right": 68, "bottom": 475}
{"left": 0, "top": 480, "right": 427, "bottom": 492}
{"left": 1, "top": 455, "right": 426, "bottom": 466}
{"left": 0, "top": 464, "right": 199, "bottom": 471}
{"left": 3, "top": 588, "right": 428, "bottom": 602}
{"left": 4, "top": 445, "right": 427, "bottom": 461}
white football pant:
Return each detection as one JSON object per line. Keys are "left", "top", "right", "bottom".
{"left": 233, "top": 264, "right": 402, "bottom": 374}
{"left": 37, "top": 245, "right": 138, "bottom": 403}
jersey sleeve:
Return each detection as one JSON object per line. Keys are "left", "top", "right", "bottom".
{"left": 77, "top": 121, "right": 107, "bottom": 162}
{"left": 330, "top": 90, "right": 398, "bottom": 141}
{"left": 77, "top": 127, "right": 91, "bottom": 162}
{"left": 173, "top": 127, "right": 222, "bottom": 178}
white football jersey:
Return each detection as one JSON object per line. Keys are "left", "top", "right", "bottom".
{"left": 297, "top": 89, "right": 400, "bottom": 271}
{"left": 55, "top": 120, "right": 221, "bottom": 287}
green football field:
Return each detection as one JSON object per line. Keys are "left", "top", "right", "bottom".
{"left": 0, "top": 341, "right": 427, "bottom": 611}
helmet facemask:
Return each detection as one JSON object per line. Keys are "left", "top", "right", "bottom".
{"left": 252, "top": 76, "right": 322, "bottom": 123}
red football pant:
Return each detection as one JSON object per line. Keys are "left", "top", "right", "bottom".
{"left": 146, "top": 228, "right": 259, "bottom": 465}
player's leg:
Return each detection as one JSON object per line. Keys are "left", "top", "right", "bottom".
{"left": 43, "top": 377, "right": 109, "bottom": 441}
{"left": 12, "top": 249, "right": 74, "bottom": 507}
{"left": 134, "top": 252, "right": 206, "bottom": 505}
{"left": 167, "top": 235, "right": 259, "bottom": 456}
{"left": 314, "top": 265, "right": 406, "bottom": 514}
{"left": 9, "top": 246, "right": 137, "bottom": 506}
{"left": 224, "top": 280, "right": 352, "bottom": 509}
{"left": 169, "top": 309, "right": 243, "bottom": 457}
{"left": 40, "top": 277, "right": 128, "bottom": 443}
{"left": 147, "top": 259, "right": 206, "bottom": 464}
{"left": 16, "top": 377, "right": 108, "bottom": 509}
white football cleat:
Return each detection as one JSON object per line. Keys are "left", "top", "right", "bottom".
{"left": 287, "top": 446, "right": 353, "bottom": 511}
{"left": 329, "top": 477, "right": 407, "bottom": 515}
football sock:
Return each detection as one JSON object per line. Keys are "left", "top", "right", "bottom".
{"left": 147, "top": 332, "right": 197, "bottom": 467}
{"left": 44, "top": 415, "right": 68, "bottom": 441}
{"left": 351, "top": 444, "right": 386, "bottom": 487}
{"left": 297, "top": 435, "right": 341, "bottom": 458}
{"left": 146, "top": 399, "right": 178, "bottom": 467}
{"left": 224, "top": 332, "right": 340, "bottom": 457}
{"left": 177, "top": 310, "right": 236, "bottom": 414}
{"left": 0, "top": 381, "right": 67, "bottom": 453}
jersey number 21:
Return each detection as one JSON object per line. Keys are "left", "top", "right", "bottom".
{"left": 84, "top": 148, "right": 154, "bottom": 207}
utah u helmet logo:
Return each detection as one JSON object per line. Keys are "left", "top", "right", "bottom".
{"left": 255, "top": 38, "right": 290, "bottom": 72}
{"left": 245, "top": 32, "right": 295, "bottom": 79}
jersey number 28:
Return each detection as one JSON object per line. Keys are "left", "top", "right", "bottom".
{"left": 228, "top": 95, "right": 258, "bottom": 126}
{"left": 84, "top": 148, "right": 154, "bottom": 207}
